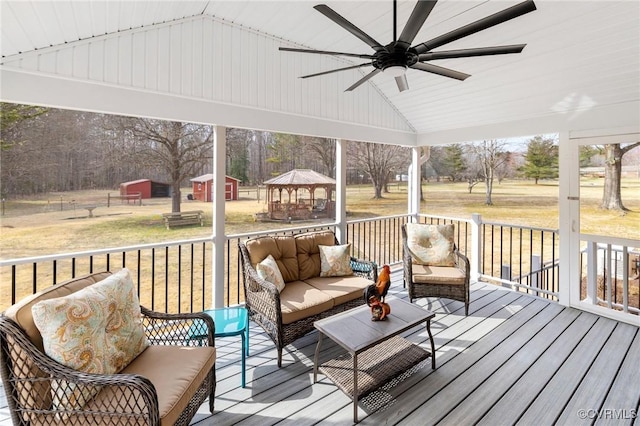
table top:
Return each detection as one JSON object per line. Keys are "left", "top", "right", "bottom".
{"left": 202, "top": 307, "right": 247, "bottom": 335}
{"left": 314, "top": 297, "right": 434, "bottom": 354}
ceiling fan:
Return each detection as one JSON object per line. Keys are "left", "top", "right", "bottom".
{"left": 279, "top": 0, "right": 536, "bottom": 92}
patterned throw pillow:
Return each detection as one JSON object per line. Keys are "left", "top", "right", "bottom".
{"left": 31, "top": 268, "right": 149, "bottom": 411}
{"left": 406, "top": 223, "right": 456, "bottom": 266}
{"left": 256, "top": 254, "right": 286, "bottom": 292}
{"left": 319, "top": 244, "right": 354, "bottom": 277}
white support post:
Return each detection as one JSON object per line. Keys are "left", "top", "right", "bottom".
{"left": 558, "top": 131, "right": 577, "bottom": 307}
{"left": 335, "top": 139, "right": 347, "bottom": 244}
{"left": 471, "top": 213, "right": 482, "bottom": 282}
{"left": 212, "top": 125, "right": 226, "bottom": 308}
{"left": 408, "top": 147, "right": 421, "bottom": 222}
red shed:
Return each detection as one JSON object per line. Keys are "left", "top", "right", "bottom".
{"left": 190, "top": 174, "right": 240, "bottom": 202}
{"left": 119, "top": 179, "right": 171, "bottom": 199}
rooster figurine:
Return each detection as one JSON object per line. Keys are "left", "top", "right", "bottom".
{"left": 364, "top": 264, "right": 391, "bottom": 321}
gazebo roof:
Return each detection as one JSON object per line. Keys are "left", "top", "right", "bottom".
{"left": 264, "top": 169, "right": 336, "bottom": 187}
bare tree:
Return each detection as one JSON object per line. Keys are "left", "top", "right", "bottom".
{"left": 120, "top": 118, "right": 213, "bottom": 213}
{"left": 348, "top": 141, "right": 410, "bottom": 199}
{"left": 468, "top": 140, "right": 509, "bottom": 205}
{"left": 303, "top": 136, "right": 336, "bottom": 177}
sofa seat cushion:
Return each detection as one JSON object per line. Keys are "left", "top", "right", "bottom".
{"left": 245, "top": 236, "right": 299, "bottom": 282}
{"left": 411, "top": 264, "right": 466, "bottom": 284}
{"left": 295, "top": 230, "right": 336, "bottom": 280}
{"left": 304, "top": 275, "right": 372, "bottom": 306}
{"left": 279, "top": 281, "right": 334, "bottom": 325}
{"left": 95, "top": 345, "right": 217, "bottom": 426}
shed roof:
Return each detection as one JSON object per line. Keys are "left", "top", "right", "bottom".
{"left": 264, "top": 169, "right": 336, "bottom": 186}
{"left": 190, "top": 174, "right": 240, "bottom": 182}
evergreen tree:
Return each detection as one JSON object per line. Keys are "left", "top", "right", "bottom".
{"left": 442, "top": 144, "right": 467, "bottom": 181}
{"left": 521, "top": 136, "right": 559, "bottom": 184}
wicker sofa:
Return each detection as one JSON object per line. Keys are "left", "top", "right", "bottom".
{"left": 0, "top": 270, "right": 216, "bottom": 426}
{"left": 239, "top": 230, "right": 377, "bottom": 367}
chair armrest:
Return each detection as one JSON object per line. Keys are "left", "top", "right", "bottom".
{"left": 238, "top": 242, "right": 282, "bottom": 328}
{"left": 0, "top": 316, "right": 160, "bottom": 425}
{"left": 453, "top": 250, "right": 471, "bottom": 281}
{"left": 350, "top": 257, "right": 378, "bottom": 282}
{"left": 140, "top": 308, "right": 215, "bottom": 347}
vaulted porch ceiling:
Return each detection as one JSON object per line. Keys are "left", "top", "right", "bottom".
{"left": 1, "top": 1, "right": 639, "bottom": 145}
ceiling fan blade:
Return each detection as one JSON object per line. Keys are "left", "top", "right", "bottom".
{"left": 395, "top": 74, "right": 409, "bottom": 92}
{"left": 345, "top": 69, "right": 381, "bottom": 91}
{"left": 314, "top": 4, "right": 385, "bottom": 52}
{"left": 411, "top": 62, "right": 470, "bottom": 80}
{"left": 279, "top": 47, "right": 374, "bottom": 60}
{"left": 301, "top": 63, "right": 373, "bottom": 79}
{"left": 418, "top": 44, "right": 526, "bottom": 60}
{"left": 413, "top": 0, "right": 536, "bottom": 54}
{"left": 397, "top": 0, "right": 438, "bottom": 48}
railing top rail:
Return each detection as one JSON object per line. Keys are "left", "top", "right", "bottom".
{"left": 0, "top": 236, "right": 212, "bottom": 267}
{"left": 227, "top": 223, "right": 336, "bottom": 241}
{"left": 417, "top": 213, "right": 472, "bottom": 224}
{"left": 580, "top": 233, "right": 640, "bottom": 248}
{"left": 481, "top": 221, "right": 558, "bottom": 233}
{"left": 346, "top": 214, "right": 410, "bottom": 225}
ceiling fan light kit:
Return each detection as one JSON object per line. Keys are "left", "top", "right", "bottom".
{"left": 280, "top": 0, "right": 536, "bottom": 92}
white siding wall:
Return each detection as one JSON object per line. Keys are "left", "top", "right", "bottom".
{"left": 1, "top": 15, "right": 414, "bottom": 136}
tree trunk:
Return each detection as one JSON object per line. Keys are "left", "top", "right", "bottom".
{"left": 485, "top": 170, "right": 494, "bottom": 205}
{"left": 172, "top": 183, "right": 181, "bottom": 213}
{"left": 600, "top": 144, "right": 626, "bottom": 211}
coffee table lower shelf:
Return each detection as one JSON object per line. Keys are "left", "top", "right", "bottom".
{"left": 319, "top": 335, "right": 430, "bottom": 401}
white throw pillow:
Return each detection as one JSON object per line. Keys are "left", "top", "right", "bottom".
{"left": 256, "top": 254, "right": 286, "bottom": 292}
{"left": 319, "top": 244, "right": 354, "bottom": 277}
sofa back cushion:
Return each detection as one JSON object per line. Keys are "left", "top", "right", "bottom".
{"left": 245, "top": 235, "right": 299, "bottom": 282}
{"left": 295, "top": 230, "right": 336, "bottom": 280}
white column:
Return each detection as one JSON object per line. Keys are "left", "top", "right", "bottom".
{"left": 335, "top": 139, "right": 347, "bottom": 243}
{"left": 212, "top": 125, "right": 226, "bottom": 308}
{"left": 408, "top": 147, "right": 421, "bottom": 221}
{"left": 558, "top": 131, "right": 578, "bottom": 307}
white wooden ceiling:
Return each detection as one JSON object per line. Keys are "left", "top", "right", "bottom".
{"left": 1, "top": 1, "right": 638, "bottom": 146}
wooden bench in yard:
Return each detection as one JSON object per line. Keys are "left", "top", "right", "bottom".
{"left": 162, "top": 210, "right": 204, "bottom": 229}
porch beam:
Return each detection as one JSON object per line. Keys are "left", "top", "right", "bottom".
{"left": 408, "top": 147, "right": 421, "bottom": 221}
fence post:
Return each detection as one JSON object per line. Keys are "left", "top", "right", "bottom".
{"left": 471, "top": 213, "right": 482, "bottom": 283}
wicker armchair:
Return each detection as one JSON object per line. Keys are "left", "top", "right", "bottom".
{"left": 239, "top": 230, "right": 377, "bottom": 367}
{"left": 0, "top": 272, "right": 216, "bottom": 426}
{"left": 402, "top": 223, "right": 471, "bottom": 315}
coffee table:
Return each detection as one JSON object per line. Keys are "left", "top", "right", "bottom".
{"left": 313, "top": 297, "right": 435, "bottom": 422}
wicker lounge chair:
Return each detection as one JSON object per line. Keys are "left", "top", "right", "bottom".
{"left": 402, "top": 223, "right": 471, "bottom": 315}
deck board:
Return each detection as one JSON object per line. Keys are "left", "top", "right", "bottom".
{"left": 2, "top": 268, "right": 638, "bottom": 426}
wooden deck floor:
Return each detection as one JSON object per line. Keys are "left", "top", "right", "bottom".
{"left": 2, "top": 269, "right": 639, "bottom": 425}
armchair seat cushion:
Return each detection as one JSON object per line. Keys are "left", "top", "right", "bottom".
{"left": 280, "top": 281, "right": 334, "bottom": 325}
{"left": 114, "top": 345, "right": 217, "bottom": 426}
{"left": 411, "top": 264, "right": 467, "bottom": 285}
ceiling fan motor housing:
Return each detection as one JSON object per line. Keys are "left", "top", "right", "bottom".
{"left": 373, "top": 45, "right": 419, "bottom": 72}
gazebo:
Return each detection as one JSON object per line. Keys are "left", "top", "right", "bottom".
{"left": 263, "top": 169, "right": 335, "bottom": 220}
